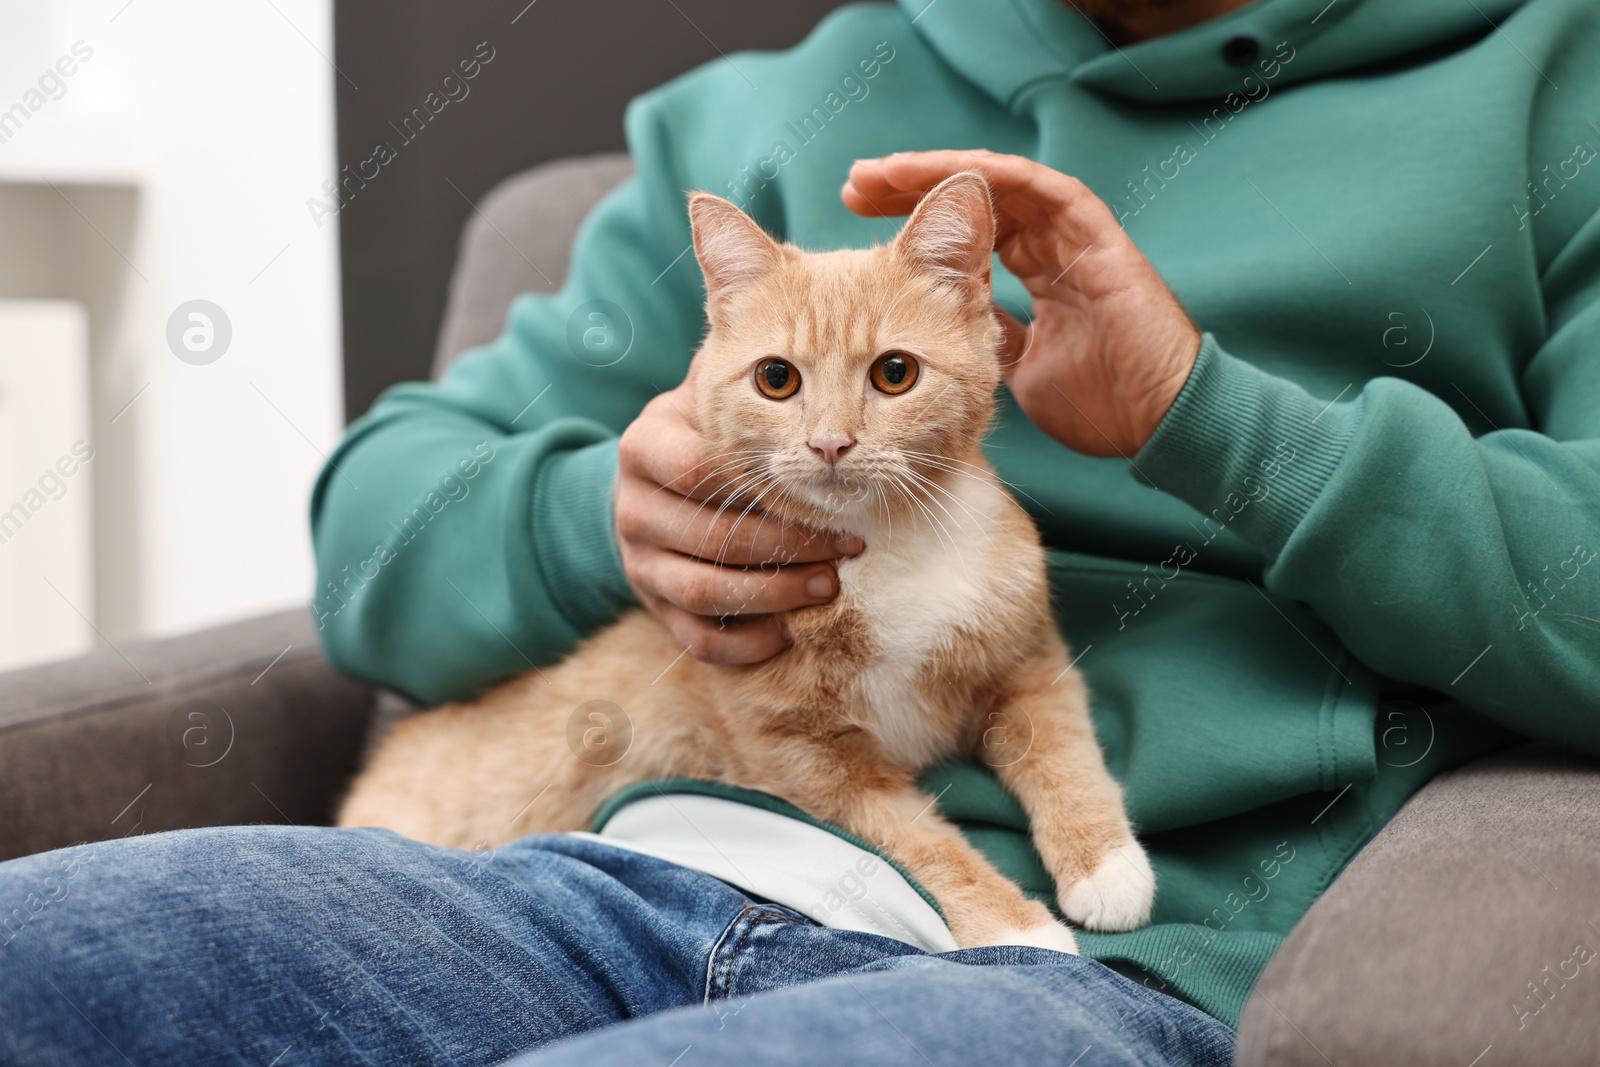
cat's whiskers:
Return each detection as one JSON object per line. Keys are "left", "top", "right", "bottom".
{"left": 740, "top": 471, "right": 833, "bottom": 564}
{"left": 890, "top": 452, "right": 986, "bottom": 509}
{"left": 904, "top": 460, "right": 1007, "bottom": 520}
{"left": 900, "top": 466, "right": 996, "bottom": 549}
{"left": 655, "top": 447, "right": 766, "bottom": 492}
{"left": 908, "top": 484, "right": 970, "bottom": 576}
{"left": 883, "top": 475, "right": 969, "bottom": 577}
{"left": 870, "top": 480, "right": 896, "bottom": 550}
{"left": 900, "top": 449, "right": 989, "bottom": 476}
{"left": 896, "top": 474, "right": 979, "bottom": 572}
{"left": 683, "top": 467, "right": 779, "bottom": 562}
{"left": 694, "top": 476, "right": 780, "bottom": 563}
{"left": 760, "top": 455, "right": 878, "bottom": 526}
{"left": 739, "top": 480, "right": 785, "bottom": 560}
{"left": 675, "top": 460, "right": 768, "bottom": 511}
{"left": 902, "top": 464, "right": 994, "bottom": 531}
{"left": 659, "top": 450, "right": 770, "bottom": 507}
{"left": 659, "top": 452, "right": 776, "bottom": 544}
{"left": 713, "top": 473, "right": 785, "bottom": 569}
{"left": 676, "top": 462, "right": 769, "bottom": 526}
{"left": 899, "top": 451, "right": 1000, "bottom": 488}
{"left": 902, "top": 449, "right": 1052, "bottom": 515}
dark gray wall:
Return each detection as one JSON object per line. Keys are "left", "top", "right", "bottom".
{"left": 333, "top": 0, "right": 853, "bottom": 421}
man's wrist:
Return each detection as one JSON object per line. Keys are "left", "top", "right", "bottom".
{"left": 1135, "top": 323, "right": 1204, "bottom": 450}
{"left": 1131, "top": 333, "right": 1361, "bottom": 558}
{"left": 531, "top": 436, "right": 640, "bottom": 634}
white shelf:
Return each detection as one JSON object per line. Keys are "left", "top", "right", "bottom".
{"left": 0, "top": 118, "right": 146, "bottom": 187}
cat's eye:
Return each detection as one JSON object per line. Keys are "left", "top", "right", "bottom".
{"left": 754, "top": 357, "right": 800, "bottom": 400}
{"left": 869, "top": 351, "right": 919, "bottom": 395}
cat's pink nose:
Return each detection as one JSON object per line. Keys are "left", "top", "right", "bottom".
{"left": 808, "top": 434, "right": 856, "bottom": 466}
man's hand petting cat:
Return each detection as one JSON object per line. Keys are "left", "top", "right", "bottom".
{"left": 614, "top": 384, "right": 864, "bottom": 665}
{"left": 843, "top": 150, "right": 1201, "bottom": 458}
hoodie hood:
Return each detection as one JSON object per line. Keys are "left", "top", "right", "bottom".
{"left": 899, "top": 0, "right": 1529, "bottom": 105}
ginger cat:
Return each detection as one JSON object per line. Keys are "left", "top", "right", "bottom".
{"left": 338, "top": 172, "right": 1155, "bottom": 951}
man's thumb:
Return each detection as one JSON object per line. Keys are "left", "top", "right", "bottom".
{"left": 991, "top": 305, "right": 1031, "bottom": 382}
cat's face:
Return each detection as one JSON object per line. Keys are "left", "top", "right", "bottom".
{"left": 687, "top": 172, "right": 1001, "bottom": 530}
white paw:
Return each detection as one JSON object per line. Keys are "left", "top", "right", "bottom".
{"left": 976, "top": 919, "right": 1080, "bottom": 955}
{"left": 1059, "top": 840, "right": 1155, "bottom": 932}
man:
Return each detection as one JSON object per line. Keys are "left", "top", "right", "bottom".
{"left": 3, "top": 0, "right": 1597, "bottom": 1063}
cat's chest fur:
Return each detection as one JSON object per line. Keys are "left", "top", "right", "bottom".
{"left": 821, "top": 471, "right": 1043, "bottom": 768}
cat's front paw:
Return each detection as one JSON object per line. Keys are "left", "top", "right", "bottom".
{"left": 1059, "top": 839, "right": 1155, "bottom": 932}
{"left": 981, "top": 919, "right": 1080, "bottom": 955}
{"left": 951, "top": 900, "right": 1079, "bottom": 954}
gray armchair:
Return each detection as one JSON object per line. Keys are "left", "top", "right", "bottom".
{"left": 3, "top": 153, "right": 1596, "bottom": 1065}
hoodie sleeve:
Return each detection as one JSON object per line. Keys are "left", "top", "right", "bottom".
{"left": 1132, "top": 209, "right": 1600, "bottom": 757}
{"left": 309, "top": 97, "right": 703, "bottom": 706}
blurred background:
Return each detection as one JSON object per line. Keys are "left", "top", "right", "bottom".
{"left": 0, "top": 0, "right": 845, "bottom": 673}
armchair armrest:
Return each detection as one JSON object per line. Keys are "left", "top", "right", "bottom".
{"left": 0, "top": 609, "right": 374, "bottom": 861}
{"left": 1236, "top": 742, "right": 1600, "bottom": 1066}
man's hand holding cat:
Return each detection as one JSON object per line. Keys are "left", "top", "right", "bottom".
{"left": 844, "top": 150, "right": 1200, "bottom": 457}
{"left": 614, "top": 383, "right": 862, "bottom": 664}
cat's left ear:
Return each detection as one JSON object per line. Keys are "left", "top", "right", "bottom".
{"left": 688, "top": 192, "right": 781, "bottom": 323}
{"left": 893, "top": 171, "right": 995, "bottom": 303}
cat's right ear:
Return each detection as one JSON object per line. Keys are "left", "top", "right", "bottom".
{"left": 688, "top": 193, "right": 780, "bottom": 323}
{"left": 893, "top": 171, "right": 995, "bottom": 306}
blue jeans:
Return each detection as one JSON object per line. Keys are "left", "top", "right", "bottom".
{"left": 0, "top": 827, "right": 1234, "bottom": 1066}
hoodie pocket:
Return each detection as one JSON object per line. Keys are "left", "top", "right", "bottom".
{"left": 1042, "top": 550, "right": 1380, "bottom": 832}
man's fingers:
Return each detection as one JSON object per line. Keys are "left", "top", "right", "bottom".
{"left": 617, "top": 368, "right": 846, "bottom": 668}
{"left": 842, "top": 150, "right": 1017, "bottom": 217}
{"left": 847, "top": 150, "right": 1064, "bottom": 203}
{"left": 619, "top": 396, "right": 733, "bottom": 503}
{"left": 627, "top": 487, "right": 858, "bottom": 566}
{"left": 991, "top": 306, "right": 1031, "bottom": 382}
{"left": 840, "top": 180, "right": 924, "bottom": 218}
{"left": 622, "top": 391, "right": 801, "bottom": 506}
{"left": 844, "top": 151, "right": 1120, "bottom": 255}
{"left": 844, "top": 150, "right": 993, "bottom": 207}
{"left": 652, "top": 599, "right": 792, "bottom": 665}
{"left": 640, "top": 550, "right": 840, "bottom": 618}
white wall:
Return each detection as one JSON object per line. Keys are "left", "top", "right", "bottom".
{"left": 0, "top": 0, "right": 342, "bottom": 658}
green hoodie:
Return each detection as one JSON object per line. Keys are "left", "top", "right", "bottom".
{"left": 311, "top": 0, "right": 1600, "bottom": 1025}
